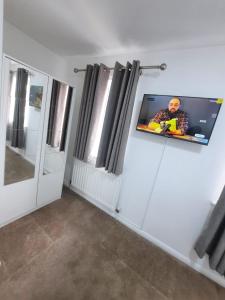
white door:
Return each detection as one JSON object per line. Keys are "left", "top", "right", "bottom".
{"left": 0, "top": 56, "right": 48, "bottom": 226}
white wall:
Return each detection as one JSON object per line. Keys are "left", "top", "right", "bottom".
{"left": 65, "top": 45, "right": 225, "bottom": 286}
{"left": 3, "top": 21, "right": 69, "bottom": 83}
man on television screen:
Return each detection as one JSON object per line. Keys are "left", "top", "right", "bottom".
{"left": 148, "top": 97, "right": 188, "bottom": 135}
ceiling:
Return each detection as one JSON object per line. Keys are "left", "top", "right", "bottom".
{"left": 4, "top": 0, "right": 225, "bottom": 57}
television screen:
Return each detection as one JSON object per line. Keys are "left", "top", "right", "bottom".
{"left": 136, "top": 94, "right": 223, "bottom": 145}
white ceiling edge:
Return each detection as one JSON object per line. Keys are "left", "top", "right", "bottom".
{"left": 4, "top": 0, "right": 225, "bottom": 58}
{"left": 3, "top": 20, "right": 65, "bottom": 60}
{"left": 4, "top": 19, "right": 225, "bottom": 64}
{"left": 63, "top": 36, "right": 225, "bottom": 60}
{"left": 3, "top": 21, "right": 71, "bottom": 82}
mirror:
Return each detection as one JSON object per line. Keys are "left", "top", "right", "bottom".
{"left": 4, "top": 60, "right": 44, "bottom": 185}
{"left": 43, "top": 79, "right": 73, "bottom": 175}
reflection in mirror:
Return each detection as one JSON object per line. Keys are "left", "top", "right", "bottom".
{"left": 4, "top": 60, "right": 43, "bottom": 185}
{"left": 43, "top": 80, "right": 72, "bottom": 175}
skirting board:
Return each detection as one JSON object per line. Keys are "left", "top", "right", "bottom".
{"left": 116, "top": 214, "right": 225, "bottom": 289}
{"left": 70, "top": 183, "right": 225, "bottom": 289}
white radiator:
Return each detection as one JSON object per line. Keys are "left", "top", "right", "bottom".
{"left": 71, "top": 158, "right": 122, "bottom": 212}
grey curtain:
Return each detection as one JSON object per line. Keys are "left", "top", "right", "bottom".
{"left": 96, "top": 60, "right": 140, "bottom": 175}
{"left": 60, "top": 86, "right": 73, "bottom": 151}
{"left": 195, "top": 186, "right": 225, "bottom": 275}
{"left": 74, "top": 64, "right": 99, "bottom": 160}
{"left": 6, "top": 71, "right": 15, "bottom": 141}
{"left": 47, "top": 80, "right": 72, "bottom": 150}
{"left": 84, "top": 64, "right": 110, "bottom": 162}
{"left": 11, "top": 68, "right": 28, "bottom": 148}
{"left": 47, "top": 79, "right": 61, "bottom": 146}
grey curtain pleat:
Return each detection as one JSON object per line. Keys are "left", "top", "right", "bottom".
{"left": 84, "top": 64, "right": 110, "bottom": 162}
{"left": 74, "top": 64, "right": 99, "bottom": 160}
{"left": 6, "top": 71, "right": 14, "bottom": 141}
{"left": 96, "top": 60, "right": 140, "bottom": 175}
{"left": 95, "top": 62, "right": 124, "bottom": 168}
{"left": 11, "top": 68, "right": 28, "bottom": 148}
{"left": 60, "top": 86, "right": 73, "bottom": 152}
{"left": 217, "top": 253, "right": 225, "bottom": 275}
{"left": 195, "top": 186, "right": 225, "bottom": 275}
{"left": 47, "top": 79, "right": 61, "bottom": 146}
{"left": 47, "top": 80, "right": 73, "bottom": 150}
{"left": 74, "top": 65, "right": 93, "bottom": 158}
{"left": 105, "top": 62, "right": 132, "bottom": 173}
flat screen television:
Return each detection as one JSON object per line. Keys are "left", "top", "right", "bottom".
{"left": 136, "top": 94, "right": 223, "bottom": 145}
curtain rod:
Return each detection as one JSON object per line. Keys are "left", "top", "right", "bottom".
{"left": 74, "top": 63, "right": 167, "bottom": 73}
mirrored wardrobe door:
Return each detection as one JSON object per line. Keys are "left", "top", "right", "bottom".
{"left": 0, "top": 56, "right": 49, "bottom": 226}
{"left": 37, "top": 78, "right": 74, "bottom": 207}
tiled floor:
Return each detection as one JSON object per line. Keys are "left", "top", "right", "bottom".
{"left": 0, "top": 189, "right": 224, "bottom": 299}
